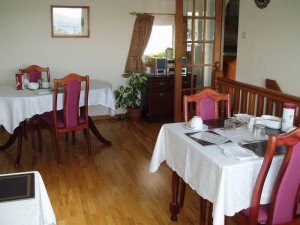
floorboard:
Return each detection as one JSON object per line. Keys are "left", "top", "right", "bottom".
{"left": 0, "top": 119, "right": 236, "bottom": 225}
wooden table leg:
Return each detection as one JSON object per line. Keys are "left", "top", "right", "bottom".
{"left": 15, "top": 126, "right": 23, "bottom": 167}
{"left": 0, "top": 123, "right": 25, "bottom": 167}
{"left": 88, "top": 116, "right": 112, "bottom": 145}
{"left": 169, "top": 171, "right": 180, "bottom": 221}
{"left": 0, "top": 128, "right": 18, "bottom": 151}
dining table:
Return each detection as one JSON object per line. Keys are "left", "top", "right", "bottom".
{"left": 149, "top": 120, "right": 284, "bottom": 225}
{"left": 0, "top": 79, "right": 116, "bottom": 166}
{"left": 0, "top": 171, "right": 56, "bottom": 225}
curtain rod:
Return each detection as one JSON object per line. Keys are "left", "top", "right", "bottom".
{"left": 130, "top": 12, "right": 175, "bottom": 16}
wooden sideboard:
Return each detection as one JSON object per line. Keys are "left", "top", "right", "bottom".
{"left": 143, "top": 75, "right": 196, "bottom": 122}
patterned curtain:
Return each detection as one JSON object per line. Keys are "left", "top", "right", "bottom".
{"left": 124, "top": 14, "right": 154, "bottom": 73}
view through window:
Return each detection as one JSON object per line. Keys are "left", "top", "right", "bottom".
{"left": 143, "top": 15, "right": 175, "bottom": 58}
{"left": 144, "top": 25, "right": 173, "bottom": 56}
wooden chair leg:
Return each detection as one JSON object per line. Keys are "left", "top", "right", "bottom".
{"left": 31, "top": 129, "right": 35, "bottom": 149}
{"left": 37, "top": 123, "right": 42, "bottom": 153}
{"left": 54, "top": 132, "right": 62, "bottom": 165}
{"left": 86, "top": 128, "right": 92, "bottom": 156}
{"left": 65, "top": 133, "right": 69, "bottom": 142}
{"left": 180, "top": 179, "right": 186, "bottom": 207}
{"left": 72, "top": 131, "right": 75, "bottom": 145}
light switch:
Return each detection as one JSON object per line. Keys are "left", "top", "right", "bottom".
{"left": 242, "top": 31, "right": 247, "bottom": 39}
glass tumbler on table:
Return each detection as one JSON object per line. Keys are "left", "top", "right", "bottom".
{"left": 253, "top": 118, "right": 266, "bottom": 138}
{"left": 224, "top": 118, "right": 236, "bottom": 134}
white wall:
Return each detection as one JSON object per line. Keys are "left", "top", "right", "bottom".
{"left": 0, "top": 0, "right": 175, "bottom": 115}
{"left": 236, "top": 0, "right": 300, "bottom": 96}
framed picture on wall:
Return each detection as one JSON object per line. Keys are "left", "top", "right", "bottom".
{"left": 51, "top": 6, "right": 90, "bottom": 38}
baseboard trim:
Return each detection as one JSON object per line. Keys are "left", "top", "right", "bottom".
{"left": 90, "top": 114, "right": 120, "bottom": 122}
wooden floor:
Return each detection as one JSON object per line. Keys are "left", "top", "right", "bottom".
{"left": 0, "top": 119, "right": 236, "bottom": 225}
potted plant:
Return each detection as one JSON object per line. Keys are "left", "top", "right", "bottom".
{"left": 114, "top": 71, "right": 148, "bottom": 120}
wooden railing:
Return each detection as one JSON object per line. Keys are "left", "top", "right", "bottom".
{"left": 215, "top": 77, "right": 300, "bottom": 126}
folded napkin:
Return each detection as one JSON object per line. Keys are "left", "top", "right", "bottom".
{"left": 34, "top": 89, "right": 50, "bottom": 95}
{"left": 219, "top": 144, "right": 259, "bottom": 160}
{"left": 190, "top": 132, "right": 229, "bottom": 145}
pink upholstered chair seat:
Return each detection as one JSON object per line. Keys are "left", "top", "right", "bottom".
{"left": 39, "top": 111, "right": 86, "bottom": 129}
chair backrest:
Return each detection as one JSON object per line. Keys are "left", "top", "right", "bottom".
{"left": 183, "top": 88, "right": 231, "bottom": 122}
{"left": 19, "top": 65, "right": 50, "bottom": 82}
{"left": 52, "top": 73, "right": 89, "bottom": 132}
{"left": 248, "top": 127, "right": 300, "bottom": 224}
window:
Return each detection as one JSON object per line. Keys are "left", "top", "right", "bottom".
{"left": 143, "top": 15, "right": 175, "bottom": 56}
{"left": 144, "top": 25, "right": 173, "bottom": 55}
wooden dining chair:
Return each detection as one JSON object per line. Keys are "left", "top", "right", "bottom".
{"left": 183, "top": 88, "right": 231, "bottom": 122}
{"left": 19, "top": 64, "right": 50, "bottom": 82}
{"left": 227, "top": 127, "right": 300, "bottom": 225}
{"left": 182, "top": 88, "right": 231, "bottom": 225}
{"left": 37, "top": 73, "right": 91, "bottom": 165}
{"left": 18, "top": 65, "right": 51, "bottom": 149}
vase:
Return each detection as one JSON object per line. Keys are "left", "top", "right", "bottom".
{"left": 127, "top": 108, "right": 142, "bottom": 121}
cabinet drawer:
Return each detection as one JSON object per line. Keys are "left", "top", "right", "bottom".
{"left": 149, "top": 78, "right": 172, "bottom": 89}
{"left": 149, "top": 91, "right": 173, "bottom": 115}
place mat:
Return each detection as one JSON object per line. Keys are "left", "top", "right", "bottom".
{"left": 204, "top": 118, "right": 243, "bottom": 129}
{"left": 204, "top": 119, "right": 226, "bottom": 129}
{"left": 186, "top": 131, "right": 231, "bottom": 146}
{"left": 242, "top": 141, "right": 286, "bottom": 157}
{"left": 0, "top": 173, "right": 35, "bottom": 203}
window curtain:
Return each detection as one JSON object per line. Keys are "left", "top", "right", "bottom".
{"left": 124, "top": 14, "right": 154, "bottom": 73}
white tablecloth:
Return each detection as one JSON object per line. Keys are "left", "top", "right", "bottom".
{"left": 0, "top": 79, "right": 116, "bottom": 134}
{"left": 0, "top": 171, "right": 56, "bottom": 225}
{"left": 149, "top": 123, "right": 283, "bottom": 225}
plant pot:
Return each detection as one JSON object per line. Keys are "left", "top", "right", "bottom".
{"left": 127, "top": 108, "right": 142, "bottom": 121}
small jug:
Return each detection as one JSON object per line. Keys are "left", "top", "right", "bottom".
{"left": 189, "top": 116, "right": 203, "bottom": 130}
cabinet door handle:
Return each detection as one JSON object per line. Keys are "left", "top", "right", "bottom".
{"left": 159, "top": 82, "right": 165, "bottom": 86}
{"left": 159, "top": 93, "right": 165, "bottom": 96}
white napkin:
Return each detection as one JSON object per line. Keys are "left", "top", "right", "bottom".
{"left": 219, "top": 144, "right": 259, "bottom": 160}
{"left": 34, "top": 89, "right": 50, "bottom": 94}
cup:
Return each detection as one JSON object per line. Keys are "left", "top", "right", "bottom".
{"left": 23, "top": 78, "right": 29, "bottom": 88}
{"left": 248, "top": 116, "right": 258, "bottom": 131}
{"left": 42, "top": 81, "right": 50, "bottom": 89}
{"left": 253, "top": 118, "right": 266, "bottom": 138}
{"left": 189, "top": 116, "right": 203, "bottom": 130}
{"left": 224, "top": 118, "right": 236, "bottom": 133}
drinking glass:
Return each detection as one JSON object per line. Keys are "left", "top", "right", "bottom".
{"left": 253, "top": 118, "right": 266, "bottom": 138}
{"left": 224, "top": 118, "right": 236, "bottom": 134}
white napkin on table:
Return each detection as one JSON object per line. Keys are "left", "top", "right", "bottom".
{"left": 219, "top": 144, "right": 259, "bottom": 160}
{"left": 34, "top": 89, "right": 50, "bottom": 95}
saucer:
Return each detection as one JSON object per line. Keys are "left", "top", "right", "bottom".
{"left": 184, "top": 124, "right": 208, "bottom": 131}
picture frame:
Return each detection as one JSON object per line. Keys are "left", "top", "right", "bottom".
{"left": 51, "top": 6, "right": 90, "bottom": 38}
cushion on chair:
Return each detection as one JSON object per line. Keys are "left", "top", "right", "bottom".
{"left": 64, "top": 80, "right": 79, "bottom": 128}
{"left": 200, "top": 97, "right": 215, "bottom": 120}
{"left": 241, "top": 204, "right": 269, "bottom": 223}
{"left": 39, "top": 110, "right": 86, "bottom": 129}
{"left": 29, "top": 70, "right": 41, "bottom": 82}
{"left": 272, "top": 143, "right": 300, "bottom": 223}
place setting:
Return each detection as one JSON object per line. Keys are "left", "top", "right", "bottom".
{"left": 184, "top": 116, "right": 230, "bottom": 146}
{"left": 25, "top": 78, "right": 51, "bottom": 94}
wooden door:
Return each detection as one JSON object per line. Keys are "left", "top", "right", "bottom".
{"left": 174, "top": 0, "right": 223, "bottom": 122}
